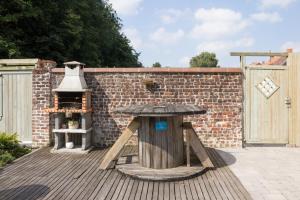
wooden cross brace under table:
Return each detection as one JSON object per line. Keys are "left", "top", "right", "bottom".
{"left": 99, "top": 118, "right": 214, "bottom": 170}
{"left": 99, "top": 118, "right": 140, "bottom": 170}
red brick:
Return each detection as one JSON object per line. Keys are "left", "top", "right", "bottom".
{"left": 33, "top": 68, "right": 243, "bottom": 148}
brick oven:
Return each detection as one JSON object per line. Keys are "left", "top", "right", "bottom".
{"left": 46, "top": 61, "right": 92, "bottom": 151}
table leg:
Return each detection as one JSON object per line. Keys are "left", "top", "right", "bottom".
{"left": 182, "top": 122, "right": 214, "bottom": 168}
{"left": 99, "top": 117, "right": 140, "bottom": 170}
{"left": 185, "top": 130, "right": 191, "bottom": 167}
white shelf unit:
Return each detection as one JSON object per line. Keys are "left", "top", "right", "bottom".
{"left": 53, "top": 112, "right": 92, "bottom": 150}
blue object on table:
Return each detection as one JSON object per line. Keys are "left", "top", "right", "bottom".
{"left": 155, "top": 121, "right": 168, "bottom": 132}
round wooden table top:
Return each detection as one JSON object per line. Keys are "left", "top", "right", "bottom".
{"left": 114, "top": 104, "right": 206, "bottom": 117}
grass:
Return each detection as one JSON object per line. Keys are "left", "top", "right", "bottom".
{"left": 0, "top": 133, "right": 31, "bottom": 167}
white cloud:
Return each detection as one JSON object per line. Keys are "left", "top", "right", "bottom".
{"left": 195, "top": 7, "right": 242, "bottom": 22}
{"left": 251, "top": 12, "right": 282, "bottom": 23}
{"left": 159, "top": 8, "right": 190, "bottom": 24}
{"left": 150, "top": 27, "right": 185, "bottom": 44}
{"left": 191, "top": 8, "right": 249, "bottom": 40}
{"left": 281, "top": 41, "right": 300, "bottom": 52}
{"left": 197, "top": 37, "right": 255, "bottom": 53}
{"left": 109, "top": 0, "right": 143, "bottom": 16}
{"left": 261, "top": 0, "right": 296, "bottom": 8}
{"left": 123, "top": 28, "right": 142, "bottom": 49}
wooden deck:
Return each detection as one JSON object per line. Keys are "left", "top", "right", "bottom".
{"left": 0, "top": 146, "right": 252, "bottom": 200}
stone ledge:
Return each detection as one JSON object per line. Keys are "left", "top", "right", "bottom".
{"left": 52, "top": 67, "right": 242, "bottom": 73}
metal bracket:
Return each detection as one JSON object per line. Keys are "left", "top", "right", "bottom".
{"left": 285, "top": 97, "right": 291, "bottom": 108}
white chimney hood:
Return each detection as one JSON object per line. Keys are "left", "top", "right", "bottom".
{"left": 53, "top": 61, "right": 90, "bottom": 92}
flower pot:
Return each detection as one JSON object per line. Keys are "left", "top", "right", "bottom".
{"left": 66, "top": 142, "right": 74, "bottom": 149}
{"left": 68, "top": 120, "right": 79, "bottom": 129}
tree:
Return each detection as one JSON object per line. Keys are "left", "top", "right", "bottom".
{"left": 0, "top": 0, "right": 142, "bottom": 67}
{"left": 152, "top": 62, "right": 161, "bottom": 68}
{"left": 190, "top": 52, "right": 218, "bottom": 68}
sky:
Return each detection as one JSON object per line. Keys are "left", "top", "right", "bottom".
{"left": 108, "top": 0, "right": 300, "bottom": 67}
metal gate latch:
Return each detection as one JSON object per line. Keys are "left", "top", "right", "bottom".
{"left": 285, "top": 97, "right": 291, "bottom": 108}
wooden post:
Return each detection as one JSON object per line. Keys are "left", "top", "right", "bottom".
{"left": 288, "top": 53, "right": 300, "bottom": 147}
{"left": 99, "top": 118, "right": 140, "bottom": 170}
{"left": 185, "top": 130, "right": 190, "bottom": 167}
{"left": 182, "top": 122, "right": 214, "bottom": 168}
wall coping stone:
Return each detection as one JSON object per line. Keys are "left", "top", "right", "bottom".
{"left": 52, "top": 67, "right": 242, "bottom": 73}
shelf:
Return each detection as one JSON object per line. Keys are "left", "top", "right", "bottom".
{"left": 52, "top": 88, "right": 92, "bottom": 92}
{"left": 45, "top": 108, "right": 92, "bottom": 113}
{"left": 51, "top": 146, "right": 93, "bottom": 154}
{"left": 53, "top": 127, "right": 92, "bottom": 133}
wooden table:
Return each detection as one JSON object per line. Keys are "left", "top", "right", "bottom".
{"left": 115, "top": 104, "right": 206, "bottom": 169}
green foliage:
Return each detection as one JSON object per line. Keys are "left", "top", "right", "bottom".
{"left": 0, "top": 0, "right": 142, "bottom": 67}
{"left": 152, "top": 62, "right": 162, "bottom": 68}
{"left": 0, "top": 36, "right": 20, "bottom": 58}
{"left": 0, "top": 133, "right": 31, "bottom": 167}
{"left": 190, "top": 52, "right": 219, "bottom": 68}
{"left": 0, "top": 152, "right": 14, "bottom": 167}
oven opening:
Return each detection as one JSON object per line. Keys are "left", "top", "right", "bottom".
{"left": 58, "top": 92, "right": 82, "bottom": 109}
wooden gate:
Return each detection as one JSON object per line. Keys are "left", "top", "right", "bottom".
{"left": 0, "top": 59, "right": 36, "bottom": 144}
{"left": 0, "top": 72, "right": 33, "bottom": 143}
{"left": 244, "top": 65, "right": 289, "bottom": 144}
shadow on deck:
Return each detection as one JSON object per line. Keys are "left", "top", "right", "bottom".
{"left": 0, "top": 146, "right": 251, "bottom": 200}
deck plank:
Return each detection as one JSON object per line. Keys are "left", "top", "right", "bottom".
{"left": 128, "top": 179, "right": 139, "bottom": 200}
{"left": 110, "top": 175, "right": 127, "bottom": 200}
{"left": 0, "top": 147, "right": 252, "bottom": 200}
{"left": 141, "top": 181, "right": 149, "bottom": 200}
{"left": 163, "top": 182, "right": 170, "bottom": 200}
{"left": 102, "top": 173, "right": 124, "bottom": 200}
{"left": 183, "top": 180, "right": 194, "bottom": 200}
{"left": 174, "top": 182, "right": 182, "bottom": 200}
{"left": 196, "top": 176, "right": 210, "bottom": 200}
{"left": 53, "top": 153, "right": 101, "bottom": 200}
{"left": 210, "top": 149, "right": 252, "bottom": 200}
{"left": 92, "top": 170, "right": 119, "bottom": 200}
{"left": 152, "top": 181, "right": 159, "bottom": 200}
{"left": 179, "top": 181, "right": 187, "bottom": 200}
{"left": 169, "top": 182, "right": 175, "bottom": 200}
{"left": 134, "top": 180, "right": 144, "bottom": 200}
{"left": 62, "top": 151, "right": 106, "bottom": 200}
{"left": 119, "top": 178, "right": 134, "bottom": 200}
{"left": 146, "top": 181, "right": 154, "bottom": 200}
{"left": 158, "top": 182, "right": 164, "bottom": 200}
{"left": 189, "top": 178, "right": 201, "bottom": 200}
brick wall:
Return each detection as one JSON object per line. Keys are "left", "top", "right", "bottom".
{"left": 49, "top": 68, "right": 243, "bottom": 148}
{"left": 32, "top": 60, "right": 56, "bottom": 147}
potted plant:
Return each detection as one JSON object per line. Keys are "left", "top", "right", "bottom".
{"left": 68, "top": 119, "right": 79, "bottom": 129}
{"left": 61, "top": 117, "right": 68, "bottom": 129}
